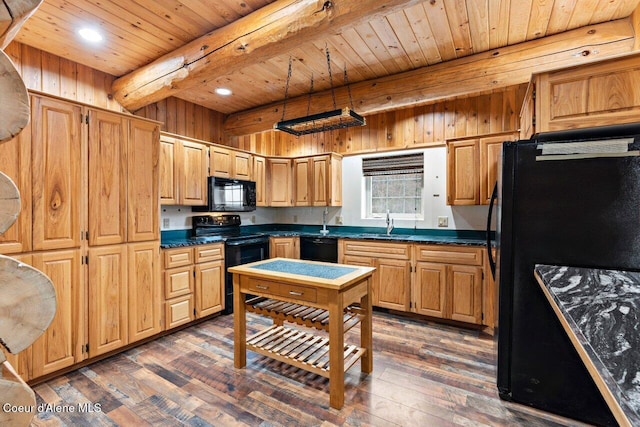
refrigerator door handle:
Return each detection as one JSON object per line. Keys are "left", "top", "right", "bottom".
{"left": 486, "top": 181, "right": 498, "bottom": 280}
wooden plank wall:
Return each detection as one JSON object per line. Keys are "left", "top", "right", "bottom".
{"left": 228, "top": 85, "right": 528, "bottom": 157}
{"left": 5, "top": 41, "right": 122, "bottom": 111}
{"left": 4, "top": 41, "right": 225, "bottom": 143}
{"left": 132, "top": 98, "right": 225, "bottom": 144}
{"left": 5, "top": 41, "right": 525, "bottom": 154}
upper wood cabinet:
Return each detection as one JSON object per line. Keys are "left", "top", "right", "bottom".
{"left": 233, "top": 151, "right": 253, "bottom": 180}
{"left": 253, "top": 155, "right": 267, "bottom": 207}
{"left": 128, "top": 119, "right": 160, "bottom": 242}
{"left": 210, "top": 145, "right": 253, "bottom": 180}
{"left": 447, "top": 133, "right": 518, "bottom": 206}
{"left": 293, "top": 154, "right": 342, "bottom": 207}
{"left": 522, "top": 55, "right": 640, "bottom": 135}
{"left": 210, "top": 145, "right": 232, "bottom": 178}
{"left": 88, "top": 110, "right": 128, "bottom": 246}
{"left": 159, "top": 134, "right": 208, "bottom": 207}
{"left": 267, "top": 158, "right": 292, "bottom": 207}
{"left": 31, "top": 95, "right": 83, "bottom": 251}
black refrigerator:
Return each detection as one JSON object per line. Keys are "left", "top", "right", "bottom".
{"left": 494, "top": 123, "right": 640, "bottom": 426}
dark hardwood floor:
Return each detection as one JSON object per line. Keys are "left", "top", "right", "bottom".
{"left": 31, "top": 311, "right": 589, "bottom": 426}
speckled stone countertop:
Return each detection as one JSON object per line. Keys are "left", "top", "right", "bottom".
{"left": 160, "top": 226, "right": 489, "bottom": 248}
{"left": 534, "top": 264, "right": 640, "bottom": 426}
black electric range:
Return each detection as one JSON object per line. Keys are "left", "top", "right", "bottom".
{"left": 192, "top": 214, "right": 269, "bottom": 314}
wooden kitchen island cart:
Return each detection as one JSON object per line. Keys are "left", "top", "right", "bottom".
{"left": 229, "top": 257, "right": 375, "bottom": 409}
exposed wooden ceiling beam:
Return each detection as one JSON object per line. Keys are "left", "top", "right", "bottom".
{"left": 112, "top": 0, "right": 426, "bottom": 111}
{"left": 0, "top": 0, "right": 43, "bottom": 49}
{"left": 224, "top": 19, "right": 637, "bottom": 136}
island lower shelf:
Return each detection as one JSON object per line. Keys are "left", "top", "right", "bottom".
{"left": 245, "top": 296, "right": 364, "bottom": 332}
{"left": 247, "top": 324, "right": 366, "bottom": 378}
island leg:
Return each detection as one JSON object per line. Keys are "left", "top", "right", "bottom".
{"left": 328, "top": 291, "right": 345, "bottom": 409}
{"left": 233, "top": 273, "right": 246, "bottom": 368}
{"left": 361, "top": 276, "right": 373, "bottom": 373}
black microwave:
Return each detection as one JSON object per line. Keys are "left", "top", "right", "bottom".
{"left": 193, "top": 177, "right": 256, "bottom": 212}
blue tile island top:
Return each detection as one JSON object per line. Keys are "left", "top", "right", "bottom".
{"left": 249, "top": 259, "right": 357, "bottom": 280}
{"left": 534, "top": 264, "right": 640, "bottom": 426}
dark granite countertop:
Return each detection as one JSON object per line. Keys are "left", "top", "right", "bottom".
{"left": 160, "top": 225, "right": 489, "bottom": 248}
{"left": 534, "top": 264, "right": 640, "bottom": 426}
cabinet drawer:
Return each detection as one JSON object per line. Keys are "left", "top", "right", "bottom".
{"left": 246, "top": 279, "right": 280, "bottom": 296}
{"left": 164, "top": 266, "right": 194, "bottom": 299}
{"left": 195, "top": 243, "right": 224, "bottom": 263}
{"left": 414, "top": 245, "right": 483, "bottom": 266}
{"left": 165, "top": 295, "right": 194, "bottom": 330}
{"left": 341, "top": 240, "right": 410, "bottom": 260}
{"left": 278, "top": 283, "right": 316, "bottom": 303}
{"left": 163, "top": 247, "right": 194, "bottom": 268}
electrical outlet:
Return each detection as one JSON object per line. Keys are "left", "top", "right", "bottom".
{"left": 162, "top": 218, "right": 170, "bottom": 229}
{"left": 335, "top": 215, "right": 343, "bottom": 225}
{"left": 437, "top": 216, "right": 448, "bottom": 227}
{"left": 251, "top": 215, "right": 256, "bottom": 223}
{"left": 293, "top": 215, "right": 298, "bottom": 223}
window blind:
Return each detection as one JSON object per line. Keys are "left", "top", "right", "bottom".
{"left": 362, "top": 153, "right": 424, "bottom": 176}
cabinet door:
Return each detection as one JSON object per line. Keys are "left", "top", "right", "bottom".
{"left": 267, "top": 158, "right": 292, "bottom": 206}
{"left": 195, "top": 260, "right": 224, "bottom": 317}
{"left": 31, "top": 95, "right": 82, "bottom": 251}
{"left": 414, "top": 262, "right": 447, "bottom": 318}
{"left": 293, "top": 158, "right": 311, "bottom": 206}
{"left": 159, "top": 135, "right": 178, "bottom": 205}
{"left": 479, "top": 134, "right": 517, "bottom": 205}
{"left": 446, "top": 139, "right": 479, "bottom": 205}
{"left": 128, "top": 241, "right": 162, "bottom": 342}
{"left": 449, "top": 265, "right": 483, "bottom": 324}
{"left": 165, "top": 295, "right": 194, "bottom": 330}
{"left": 376, "top": 259, "right": 410, "bottom": 311}
{"left": 311, "top": 155, "right": 329, "bottom": 206}
{"left": 180, "top": 140, "right": 208, "bottom": 206}
{"left": 88, "top": 109, "right": 127, "bottom": 246}
{"left": 0, "top": 129, "right": 31, "bottom": 254}
{"left": 330, "top": 155, "right": 342, "bottom": 206}
{"left": 211, "top": 146, "right": 232, "bottom": 178}
{"left": 31, "top": 249, "right": 82, "bottom": 377}
{"left": 128, "top": 119, "right": 159, "bottom": 242}
{"left": 233, "top": 151, "right": 252, "bottom": 180}
{"left": 253, "top": 155, "right": 267, "bottom": 207}
{"left": 270, "top": 237, "right": 299, "bottom": 259}
{"left": 88, "top": 245, "right": 128, "bottom": 357}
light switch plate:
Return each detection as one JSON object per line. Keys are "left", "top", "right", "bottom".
{"left": 162, "top": 218, "right": 170, "bottom": 229}
{"left": 437, "top": 216, "right": 448, "bottom": 227}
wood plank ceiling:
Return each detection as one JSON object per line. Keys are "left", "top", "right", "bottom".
{"left": 13, "top": 0, "right": 640, "bottom": 118}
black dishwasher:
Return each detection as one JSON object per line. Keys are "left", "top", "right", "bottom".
{"left": 300, "top": 236, "right": 338, "bottom": 263}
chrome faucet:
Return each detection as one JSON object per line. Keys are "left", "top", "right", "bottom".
{"left": 386, "top": 210, "right": 394, "bottom": 235}
{"left": 321, "top": 207, "right": 329, "bottom": 235}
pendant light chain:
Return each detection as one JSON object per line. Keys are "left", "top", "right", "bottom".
{"left": 281, "top": 56, "right": 293, "bottom": 121}
{"left": 306, "top": 73, "right": 314, "bottom": 116}
{"left": 325, "top": 45, "right": 337, "bottom": 110}
{"left": 344, "top": 65, "right": 355, "bottom": 110}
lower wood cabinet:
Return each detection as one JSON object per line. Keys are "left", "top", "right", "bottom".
{"left": 413, "top": 244, "right": 483, "bottom": 325}
{"left": 340, "top": 240, "right": 411, "bottom": 311}
{"left": 31, "top": 249, "right": 83, "bottom": 378}
{"left": 162, "top": 243, "right": 225, "bottom": 330}
{"left": 340, "top": 240, "right": 488, "bottom": 327}
{"left": 269, "top": 236, "right": 299, "bottom": 259}
{"left": 88, "top": 242, "right": 162, "bottom": 358}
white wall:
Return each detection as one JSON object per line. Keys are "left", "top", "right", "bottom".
{"left": 161, "top": 146, "right": 490, "bottom": 231}
{"left": 160, "top": 206, "right": 277, "bottom": 231}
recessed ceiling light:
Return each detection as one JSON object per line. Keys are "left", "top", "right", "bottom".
{"left": 78, "top": 28, "right": 103, "bottom": 43}
{"left": 215, "top": 87, "right": 232, "bottom": 96}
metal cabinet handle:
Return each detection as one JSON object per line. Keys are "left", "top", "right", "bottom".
{"left": 255, "top": 284, "right": 269, "bottom": 290}
{"left": 289, "top": 291, "right": 303, "bottom": 296}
